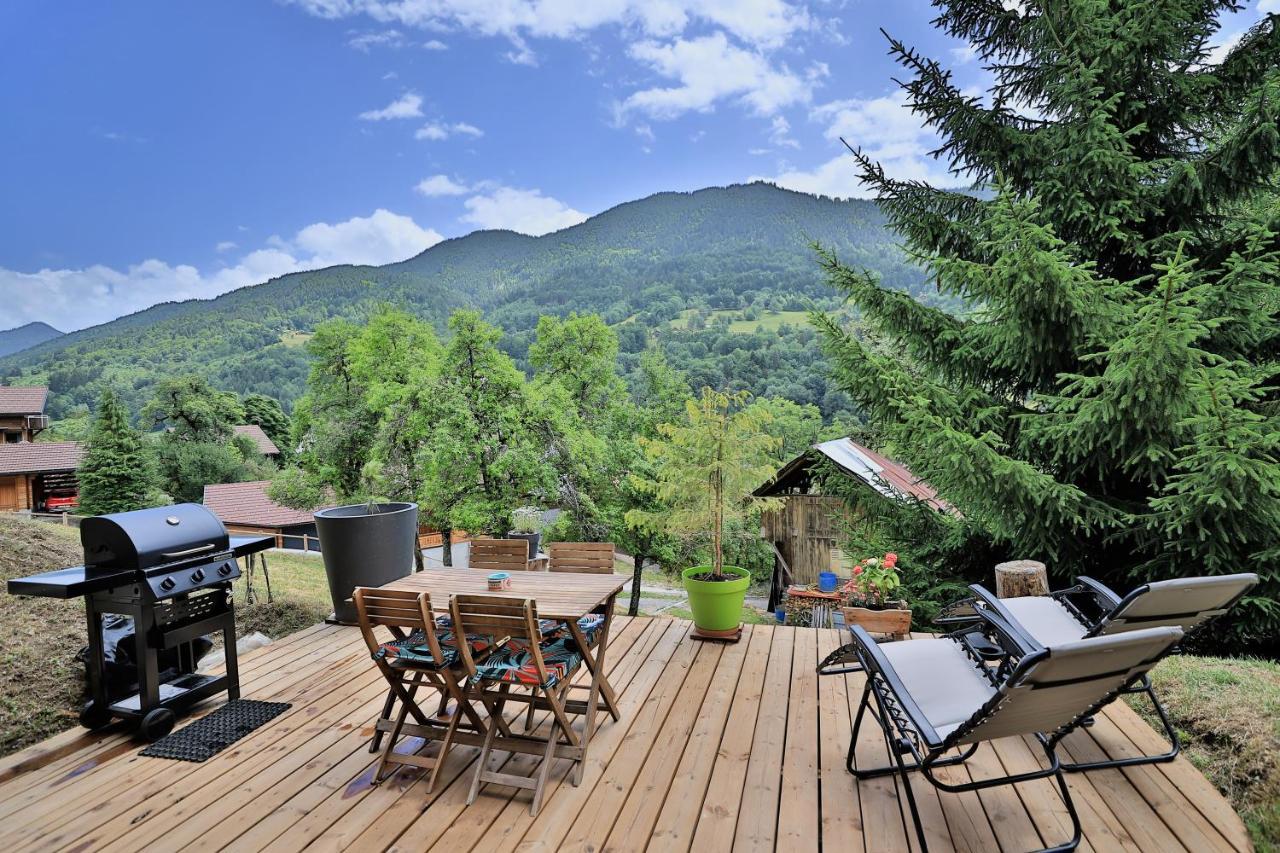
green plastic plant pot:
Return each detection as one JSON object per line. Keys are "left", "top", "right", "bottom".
{"left": 681, "top": 565, "right": 751, "bottom": 632}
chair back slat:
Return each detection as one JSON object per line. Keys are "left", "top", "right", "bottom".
{"left": 953, "top": 627, "right": 1183, "bottom": 745}
{"left": 548, "top": 542, "right": 615, "bottom": 574}
{"left": 449, "top": 593, "right": 546, "bottom": 681}
{"left": 1096, "top": 573, "right": 1258, "bottom": 637}
{"left": 469, "top": 538, "right": 533, "bottom": 571}
{"left": 353, "top": 587, "right": 443, "bottom": 664}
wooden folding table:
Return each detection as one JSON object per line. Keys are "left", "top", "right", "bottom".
{"left": 373, "top": 568, "right": 625, "bottom": 765}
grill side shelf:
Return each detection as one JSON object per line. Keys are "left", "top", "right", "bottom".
{"left": 7, "top": 566, "right": 133, "bottom": 599}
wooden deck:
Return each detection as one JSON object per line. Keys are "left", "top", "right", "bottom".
{"left": 0, "top": 617, "right": 1251, "bottom": 852}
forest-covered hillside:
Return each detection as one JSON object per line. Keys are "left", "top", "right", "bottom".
{"left": 0, "top": 183, "right": 928, "bottom": 418}
{"left": 0, "top": 322, "right": 63, "bottom": 358}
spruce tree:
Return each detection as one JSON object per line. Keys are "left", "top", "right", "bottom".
{"left": 816, "top": 3, "right": 1280, "bottom": 649}
{"left": 77, "top": 389, "right": 159, "bottom": 515}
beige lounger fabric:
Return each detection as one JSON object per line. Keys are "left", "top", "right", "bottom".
{"left": 1001, "top": 596, "right": 1088, "bottom": 644}
{"left": 956, "top": 627, "right": 1182, "bottom": 744}
{"left": 879, "top": 639, "right": 997, "bottom": 740}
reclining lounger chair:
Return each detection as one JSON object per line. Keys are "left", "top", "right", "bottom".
{"left": 940, "top": 572, "right": 1257, "bottom": 770}
{"left": 833, "top": 618, "right": 1184, "bottom": 853}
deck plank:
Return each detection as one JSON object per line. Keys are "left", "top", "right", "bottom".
{"left": 731, "top": 626, "right": 794, "bottom": 852}
{"left": 814, "top": 629, "right": 864, "bottom": 853}
{"left": 646, "top": 622, "right": 753, "bottom": 851}
{"left": 687, "top": 625, "right": 774, "bottom": 853}
{"left": 0, "top": 617, "right": 1249, "bottom": 853}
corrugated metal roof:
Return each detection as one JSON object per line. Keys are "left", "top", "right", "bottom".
{"left": 233, "top": 424, "right": 281, "bottom": 456}
{"left": 0, "top": 386, "right": 48, "bottom": 415}
{"left": 0, "top": 441, "right": 83, "bottom": 475}
{"left": 755, "top": 436, "right": 952, "bottom": 513}
{"left": 203, "top": 480, "right": 316, "bottom": 527}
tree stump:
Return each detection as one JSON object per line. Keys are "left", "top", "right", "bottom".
{"left": 994, "top": 560, "right": 1049, "bottom": 598}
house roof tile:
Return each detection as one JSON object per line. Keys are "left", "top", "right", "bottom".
{"left": 0, "top": 441, "right": 83, "bottom": 475}
{"left": 233, "top": 424, "right": 281, "bottom": 456}
{"left": 202, "top": 480, "right": 316, "bottom": 527}
{"left": 0, "top": 386, "right": 48, "bottom": 416}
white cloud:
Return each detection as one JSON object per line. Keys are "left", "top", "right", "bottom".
{"left": 950, "top": 44, "right": 980, "bottom": 64}
{"left": 291, "top": 209, "right": 443, "bottom": 267}
{"left": 460, "top": 186, "right": 587, "bottom": 235}
{"left": 1260, "top": 0, "right": 1278, "bottom": 12}
{"left": 620, "top": 32, "right": 812, "bottom": 120}
{"left": 416, "top": 174, "right": 471, "bottom": 196}
{"left": 348, "top": 29, "right": 407, "bottom": 51}
{"left": 0, "top": 210, "right": 443, "bottom": 332}
{"left": 284, "top": 0, "right": 811, "bottom": 50}
{"left": 358, "top": 92, "right": 423, "bottom": 120}
{"left": 422, "top": 38, "right": 448, "bottom": 50}
{"left": 768, "top": 115, "right": 799, "bottom": 148}
{"left": 215, "top": 241, "right": 238, "bottom": 252}
{"left": 414, "top": 120, "right": 484, "bottom": 140}
{"left": 755, "top": 91, "right": 956, "bottom": 197}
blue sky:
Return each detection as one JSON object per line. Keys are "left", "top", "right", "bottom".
{"left": 0, "top": 0, "right": 1268, "bottom": 331}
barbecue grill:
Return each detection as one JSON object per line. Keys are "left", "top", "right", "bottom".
{"left": 7, "top": 504, "right": 273, "bottom": 740}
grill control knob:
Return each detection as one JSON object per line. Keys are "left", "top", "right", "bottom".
{"left": 218, "top": 564, "right": 233, "bottom": 577}
{"left": 191, "top": 568, "right": 206, "bottom": 583}
{"left": 159, "top": 577, "right": 176, "bottom": 592}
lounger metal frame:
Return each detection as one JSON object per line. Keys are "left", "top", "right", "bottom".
{"left": 938, "top": 573, "right": 1256, "bottom": 771}
{"left": 819, "top": 612, "right": 1182, "bottom": 853}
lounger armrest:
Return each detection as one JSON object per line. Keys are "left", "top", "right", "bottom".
{"left": 970, "top": 604, "right": 1039, "bottom": 659}
{"left": 1073, "top": 576, "right": 1123, "bottom": 611}
{"left": 847, "top": 625, "right": 941, "bottom": 746}
{"left": 966, "top": 584, "right": 1042, "bottom": 654}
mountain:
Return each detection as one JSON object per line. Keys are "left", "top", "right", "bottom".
{"left": 0, "top": 183, "right": 927, "bottom": 419}
{"left": 0, "top": 322, "right": 63, "bottom": 358}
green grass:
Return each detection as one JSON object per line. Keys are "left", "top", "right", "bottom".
{"left": 726, "top": 310, "right": 812, "bottom": 333}
{"left": 1129, "top": 655, "right": 1280, "bottom": 851}
{"left": 231, "top": 549, "right": 332, "bottom": 637}
{"left": 279, "top": 330, "right": 313, "bottom": 348}
{"left": 662, "top": 604, "right": 774, "bottom": 625}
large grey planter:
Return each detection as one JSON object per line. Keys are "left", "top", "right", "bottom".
{"left": 314, "top": 502, "right": 418, "bottom": 624}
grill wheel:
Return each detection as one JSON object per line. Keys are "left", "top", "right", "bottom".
{"left": 141, "top": 708, "right": 176, "bottom": 741}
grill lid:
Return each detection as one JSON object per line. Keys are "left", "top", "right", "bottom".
{"left": 80, "top": 504, "right": 230, "bottom": 572}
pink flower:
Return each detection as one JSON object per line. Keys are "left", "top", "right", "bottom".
{"left": 884, "top": 552, "right": 899, "bottom": 567}
{"left": 853, "top": 566, "right": 863, "bottom": 576}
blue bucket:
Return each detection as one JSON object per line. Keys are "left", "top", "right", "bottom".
{"left": 818, "top": 571, "right": 838, "bottom": 593}
{"left": 775, "top": 607, "right": 786, "bottom": 624}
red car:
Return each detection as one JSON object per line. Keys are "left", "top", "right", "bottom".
{"left": 45, "top": 494, "right": 78, "bottom": 512}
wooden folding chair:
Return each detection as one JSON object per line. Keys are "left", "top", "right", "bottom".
{"left": 450, "top": 594, "right": 591, "bottom": 816}
{"left": 547, "top": 541, "right": 615, "bottom": 574}
{"left": 469, "top": 537, "right": 534, "bottom": 571}
{"left": 354, "top": 587, "right": 491, "bottom": 792}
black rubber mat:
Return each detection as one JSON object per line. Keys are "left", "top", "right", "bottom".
{"left": 140, "top": 699, "right": 291, "bottom": 762}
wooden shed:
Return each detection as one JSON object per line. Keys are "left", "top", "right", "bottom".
{"left": 755, "top": 437, "right": 950, "bottom": 606}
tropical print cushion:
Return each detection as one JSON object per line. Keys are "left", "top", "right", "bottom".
{"left": 472, "top": 634, "right": 584, "bottom": 688}
{"left": 373, "top": 627, "right": 493, "bottom": 670}
{"left": 540, "top": 614, "right": 606, "bottom": 646}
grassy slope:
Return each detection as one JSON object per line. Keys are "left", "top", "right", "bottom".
{"left": 0, "top": 518, "right": 89, "bottom": 754}
{"left": 1136, "top": 656, "right": 1280, "bottom": 850}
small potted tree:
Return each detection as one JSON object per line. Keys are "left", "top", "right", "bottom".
{"left": 627, "top": 388, "right": 780, "bottom": 637}
{"left": 508, "top": 505, "right": 544, "bottom": 560}
{"left": 841, "top": 552, "right": 912, "bottom": 640}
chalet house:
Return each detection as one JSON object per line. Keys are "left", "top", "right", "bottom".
{"left": 0, "top": 386, "right": 82, "bottom": 512}
{"left": 232, "top": 424, "right": 281, "bottom": 458}
{"left": 203, "top": 480, "right": 319, "bottom": 550}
